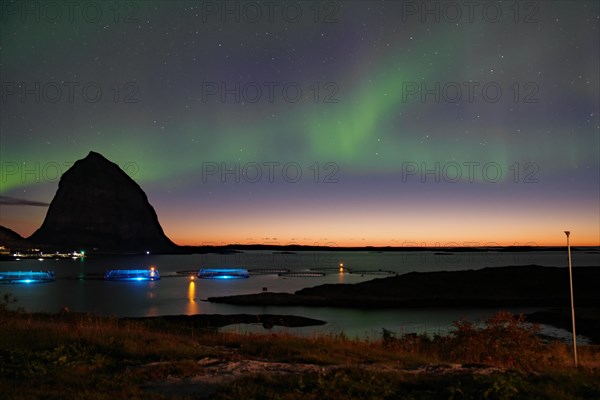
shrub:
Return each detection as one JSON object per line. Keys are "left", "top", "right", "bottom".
{"left": 444, "top": 311, "right": 550, "bottom": 370}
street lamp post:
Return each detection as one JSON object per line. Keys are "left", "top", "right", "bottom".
{"left": 564, "top": 231, "right": 578, "bottom": 367}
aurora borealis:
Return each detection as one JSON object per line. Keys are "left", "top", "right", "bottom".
{"left": 1, "top": 1, "right": 598, "bottom": 246}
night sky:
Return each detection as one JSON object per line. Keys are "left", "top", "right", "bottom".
{"left": 1, "top": 1, "right": 598, "bottom": 246}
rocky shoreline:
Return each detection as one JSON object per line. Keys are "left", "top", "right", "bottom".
{"left": 125, "top": 313, "right": 326, "bottom": 330}
{"left": 525, "top": 308, "right": 600, "bottom": 343}
{"left": 208, "top": 265, "right": 600, "bottom": 309}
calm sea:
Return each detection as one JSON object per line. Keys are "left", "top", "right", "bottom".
{"left": 1, "top": 250, "right": 598, "bottom": 341}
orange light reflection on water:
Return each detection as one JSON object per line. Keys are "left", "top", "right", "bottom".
{"left": 187, "top": 279, "right": 199, "bottom": 315}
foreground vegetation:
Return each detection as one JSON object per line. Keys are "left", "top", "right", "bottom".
{"left": 1, "top": 299, "right": 599, "bottom": 399}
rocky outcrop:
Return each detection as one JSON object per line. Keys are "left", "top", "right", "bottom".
{"left": 208, "top": 265, "right": 600, "bottom": 308}
{"left": 29, "top": 151, "right": 175, "bottom": 252}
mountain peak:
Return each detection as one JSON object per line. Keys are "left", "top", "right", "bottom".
{"left": 85, "top": 150, "right": 108, "bottom": 160}
{"left": 29, "top": 152, "right": 175, "bottom": 252}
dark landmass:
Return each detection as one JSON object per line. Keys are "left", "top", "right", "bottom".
{"left": 124, "top": 313, "right": 326, "bottom": 329}
{"left": 0, "top": 225, "right": 32, "bottom": 249}
{"left": 28, "top": 151, "right": 176, "bottom": 252}
{"left": 178, "top": 244, "right": 598, "bottom": 254}
{"left": 68, "top": 244, "right": 594, "bottom": 256}
{"left": 84, "top": 244, "right": 597, "bottom": 256}
{"left": 5, "top": 229, "right": 596, "bottom": 257}
{"left": 209, "top": 265, "right": 600, "bottom": 309}
{"left": 526, "top": 308, "right": 600, "bottom": 343}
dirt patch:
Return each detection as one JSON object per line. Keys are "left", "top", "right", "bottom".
{"left": 140, "top": 357, "right": 504, "bottom": 398}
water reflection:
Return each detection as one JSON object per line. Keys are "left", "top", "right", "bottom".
{"left": 146, "top": 282, "right": 159, "bottom": 316}
{"left": 146, "top": 282, "right": 156, "bottom": 299}
{"left": 338, "top": 262, "right": 345, "bottom": 283}
{"left": 187, "top": 278, "right": 199, "bottom": 314}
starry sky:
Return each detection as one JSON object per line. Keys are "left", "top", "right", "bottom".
{"left": 1, "top": 1, "right": 598, "bottom": 246}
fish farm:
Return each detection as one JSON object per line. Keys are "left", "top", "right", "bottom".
{"left": 0, "top": 271, "right": 55, "bottom": 284}
{"left": 104, "top": 268, "right": 160, "bottom": 281}
{"left": 198, "top": 268, "right": 250, "bottom": 279}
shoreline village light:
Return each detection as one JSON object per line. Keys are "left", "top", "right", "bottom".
{"left": 564, "top": 231, "right": 578, "bottom": 367}
{"left": 339, "top": 262, "right": 344, "bottom": 273}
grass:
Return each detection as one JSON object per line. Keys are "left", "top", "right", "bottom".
{"left": 1, "top": 300, "right": 599, "bottom": 400}
{"left": 217, "top": 368, "right": 600, "bottom": 400}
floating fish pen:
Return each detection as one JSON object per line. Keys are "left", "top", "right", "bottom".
{"left": 198, "top": 268, "right": 249, "bottom": 279}
{"left": 278, "top": 271, "right": 325, "bottom": 277}
{"left": 0, "top": 271, "right": 55, "bottom": 284}
{"left": 176, "top": 270, "right": 199, "bottom": 276}
{"left": 247, "top": 268, "right": 290, "bottom": 275}
{"left": 310, "top": 267, "right": 351, "bottom": 274}
{"left": 104, "top": 268, "right": 160, "bottom": 281}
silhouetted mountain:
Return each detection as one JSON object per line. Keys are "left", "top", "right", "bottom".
{"left": 0, "top": 225, "right": 32, "bottom": 249}
{"left": 29, "top": 151, "right": 175, "bottom": 252}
